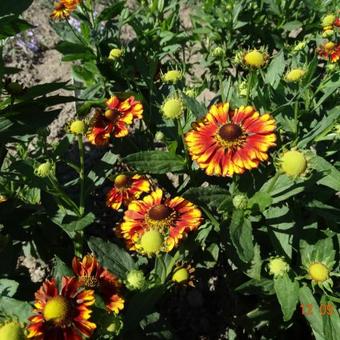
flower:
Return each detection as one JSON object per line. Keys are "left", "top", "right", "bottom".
{"left": 318, "top": 41, "right": 340, "bottom": 63}
{"left": 69, "top": 119, "right": 86, "bottom": 135}
{"left": 72, "top": 255, "right": 125, "bottom": 314}
{"left": 322, "top": 29, "right": 334, "bottom": 38}
{"left": 125, "top": 270, "right": 146, "bottom": 290}
{"left": 86, "top": 96, "right": 143, "bottom": 145}
{"left": 27, "top": 277, "right": 96, "bottom": 339}
{"left": 108, "top": 48, "right": 123, "bottom": 60}
{"left": 172, "top": 267, "right": 189, "bottom": 282}
{"left": 162, "top": 70, "right": 183, "bottom": 84}
{"left": 0, "top": 321, "right": 25, "bottom": 340}
{"left": 161, "top": 97, "right": 184, "bottom": 120}
{"left": 106, "top": 174, "right": 150, "bottom": 211}
{"left": 117, "top": 188, "right": 202, "bottom": 254}
{"left": 0, "top": 194, "right": 8, "bottom": 204}
{"left": 34, "top": 161, "right": 54, "bottom": 178}
{"left": 171, "top": 263, "right": 195, "bottom": 286}
{"left": 268, "top": 257, "right": 290, "bottom": 278}
{"left": 308, "top": 262, "right": 329, "bottom": 283}
{"left": 285, "top": 68, "right": 305, "bottom": 82}
{"left": 185, "top": 103, "right": 276, "bottom": 176}
{"left": 279, "top": 150, "right": 307, "bottom": 177}
{"left": 50, "top": 0, "right": 80, "bottom": 20}
{"left": 232, "top": 194, "right": 248, "bottom": 209}
{"left": 243, "top": 50, "right": 267, "bottom": 68}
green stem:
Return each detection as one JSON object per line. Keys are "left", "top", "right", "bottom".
{"left": 293, "top": 99, "right": 299, "bottom": 141}
{"left": 74, "top": 231, "right": 84, "bottom": 257}
{"left": 246, "top": 70, "right": 254, "bottom": 104}
{"left": 176, "top": 117, "right": 191, "bottom": 170}
{"left": 266, "top": 171, "right": 281, "bottom": 194}
{"left": 78, "top": 135, "right": 85, "bottom": 216}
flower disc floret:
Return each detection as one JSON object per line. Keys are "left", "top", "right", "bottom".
{"left": 162, "top": 70, "right": 183, "bottom": 84}
{"left": 285, "top": 68, "right": 305, "bottom": 82}
{"left": 0, "top": 321, "right": 24, "bottom": 340}
{"left": 70, "top": 119, "right": 86, "bottom": 135}
{"left": 268, "top": 257, "right": 289, "bottom": 278}
{"left": 140, "top": 229, "right": 164, "bottom": 255}
{"left": 308, "top": 262, "right": 329, "bottom": 283}
{"left": 43, "top": 296, "right": 70, "bottom": 324}
{"left": 280, "top": 150, "right": 307, "bottom": 177}
{"left": 161, "top": 97, "right": 184, "bottom": 119}
{"left": 244, "top": 50, "right": 266, "bottom": 68}
{"left": 172, "top": 268, "right": 189, "bottom": 283}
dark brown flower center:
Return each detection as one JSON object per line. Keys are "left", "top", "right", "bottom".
{"left": 114, "top": 174, "right": 130, "bottom": 189}
{"left": 219, "top": 123, "right": 243, "bottom": 141}
{"left": 148, "top": 204, "right": 172, "bottom": 220}
{"left": 104, "top": 109, "right": 120, "bottom": 122}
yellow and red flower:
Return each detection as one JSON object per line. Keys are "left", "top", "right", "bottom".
{"left": 27, "top": 277, "right": 96, "bottom": 339}
{"left": 50, "top": 0, "right": 80, "bottom": 20}
{"left": 86, "top": 96, "right": 143, "bottom": 145}
{"left": 106, "top": 174, "right": 151, "bottom": 211}
{"left": 72, "top": 255, "right": 124, "bottom": 314}
{"left": 318, "top": 41, "right": 340, "bottom": 63}
{"left": 185, "top": 103, "right": 276, "bottom": 177}
{"left": 117, "top": 188, "right": 202, "bottom": 254}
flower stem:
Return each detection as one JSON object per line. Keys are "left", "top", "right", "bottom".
{"left": 77, "top": 135, "right": 85, "bottom": 216}
{"left": 246, "top": 70, "right": 254, "bottom": 104}
{"left": 74, "top": 231, "right": 84, "bottom": 257}
{"left": 176, "top": 117, "right": 191, "bottom": 170}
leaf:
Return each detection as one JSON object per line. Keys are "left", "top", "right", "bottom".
{"left": 0, "top": 296, "right": 32, "bottom": 322}
{"left": 0, "top": 15, "right": 33, "bottom": 38}
{"left": 123, "top": 151, "right": 186, "bottom": 174}
{"left": 248, "top": 191, "right": 272, "bottom": 212}
{"left": 61, "top": 213, "right": 95, "bottom": 232}
{"left": 21, "top": 82, "right": 68, "bottom": 99}
{"left": 95, "top": 1, "right": 125, "bottom": 22}
{"left": 274, "top": 274, "right": 299, "bottom": 321}
{"left": 321, "top": 297, "right": 340, "bottom": 340}
{"left": 88, "top": 237, "right": 136, "bottom": 279}
{"left": 51, "top": 256, "right": 73, "bottom": 287}
{"left": 265, "top": 50, "right": 285, "bottom": 89}
{"left": 299, "top": 285, "right": 325, "bottom": 339}
{"left": 55, "top": 41, "right": 95, "bottom": 61}
{"left": 246, "top": 243, "right": 262, "bottom": 280}
{"left": 229, "top": 210, "right": 254, "bottom": 263}
{"left": 182, "top": 185, "right": 230, "bottom": 210}
{"left": 0, "top": 279, "right": 19, "bottom": 297}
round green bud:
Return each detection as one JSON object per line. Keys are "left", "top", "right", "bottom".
{"left": 268, "top": 257, "right": 289, "bottom": 278}
{"left": 126, "top": 270, "right": 146, "bottom": 290}
{"left": 162, "top": 70, "right": 183, "bottom": 84}
{"left": 155, "top": 131, "right": 165, "bottom": 142}
{"left": 232, "top": 194, "right": 248, "bottom": 209}
{"left": 212, "top": 46, "right": 224, "bottom": 57}
{"left": 161, "top": 98, "right": 184, "bottom": 120}
{"left": 108, "top": 48, "right": 123, "bottom": 60}
{"left": 34, "top": 161, "right": 54, "bottom": 178}
{"left": 70, "top": 120, "right": 86, "bottom": 135}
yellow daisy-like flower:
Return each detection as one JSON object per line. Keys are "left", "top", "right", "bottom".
{"left": 308, "top": 262, "right": 329, "bottom": 283}
{"left": 243, "top": 49, "right": 268, "bottom": 68}
{"left": 171, "top": 263, "right": 195, "bottom": 287}
{"left": 161, "top": 97, "right": 184, "bottom": 120}
{"left": 116, "top": 189, "right": 202, "bottom": 254}
{"left": 162, "top": 70, "right": 183, "bottom": 84}
{"left": 185, "top": 103, "right": 276, "bottom": 176}
{"left": 285, "top": 68, "right": 305, "bottom": 82}
{"left": 50, "top": 0, "right": 80, "bottom": 20}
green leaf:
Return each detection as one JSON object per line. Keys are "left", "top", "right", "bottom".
{"left": 321, "top": 297, "right": 340, "bottom": 340}
{"left": 88, "top": 237, "right": 136, "bottom": 279}
{"left": 0, "top": 296, "right": 32, "bottom": 322}
{"left": 60, "top": 213, "right": 95, "bottom": 232}
{"left": 123, "top": 151, "right": 186, "bottom": 174}
{"left": 274, "top": 274, "right": 299, "bottom": 321}
{"left": 299, "top": 285, "right": 325, "bottom": 339}
{"left": 0, "top": 279, "right": 19, "bottom": 297}
{"left": 265, "top": 50, "right": 285, "bottom": 89}
{"left": 182, "top": 185, "right": 230, "bottom": 210}
{"left": 248, "top": 191, "right": 272, "bottom": 212}
{"left": 56, "top": 41, "right": 95, "bottom": 61}
{"left": 246, "top": 243, "right": 262, "bottom": 280}
{"left": 96, "top": 1, "right": 125, "bottom": 22}
{"left": 0, "top": 15, "right": 33, "bottom": 39}
{"left": 229, "top": 210, "right": 254, "bottom": 263}
{"left": 51, "top": 256, "right": 73, "bottom": 287}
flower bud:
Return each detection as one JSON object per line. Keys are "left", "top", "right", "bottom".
{"left": 321, "top": 14, "right": 335, "bottom": 27}
{"left": 212, "top": 46, "right": 224, "bottom": 57}
{"left": 0, "top": 321, "right": 25, "bottom": 340}
{"left": 232, "top": 194, "right": 248, "bottom": 209}
{"left": 244, "top": 50, "right": 266, "bottom": 68}
{"left": 162, "top": 70, "right": 183, "bottom": 84}
{"left": 308, "top": 262, "right": 329, "bottom": 283}
{"left": 161, "top": 97, "right": 184, "bottom": 120}
{"left": 126, "top": 269, "right": 146, "bottom": 290}
{"left": 280, "top": 150, "right": 307, "bottom": 177}
{"left": 34, "top": 161, "right": 54, "bottom": 178}
{"left": 268, "top": 257, "right": 289, "bottom": 278}
{"left": 285, "top": 68, "right": 305, "bottom": 82}
{"left": 108, "top": 48, "right": 123, "bottom": 60}
{"left": 155, "top": 131, "right": 165, "bottom": 142}
{"left": 70, "top": 120, "right": 86, "bottom": 135}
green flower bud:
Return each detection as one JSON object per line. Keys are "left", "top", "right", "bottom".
{"left": 34, "top": 161, "right": 54, "bottom": 178}
{"left": 155, "top": 131, "right": 165, "bottom": 142}
{"left": 232, "top": 194, "right": 248, "bottom": 209}
{"left": 0, "top": 321, "right": 25, "bottom": 340}
{"left": 126, "top": 269, "right": 146, "bottom": 290}
{"left": 268, "top": 257, "right": 289, "bottom": 278}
